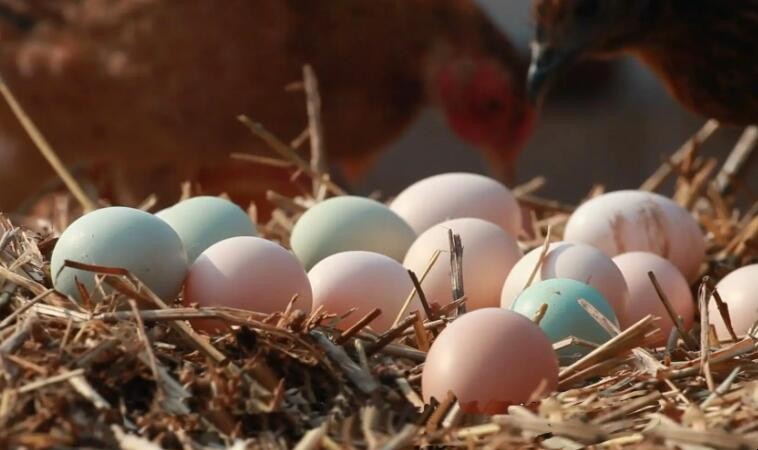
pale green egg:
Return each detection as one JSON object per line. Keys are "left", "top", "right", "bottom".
{"left": 291, "top": 196, "right": 416, "bottom": 270}
{"left": 51, "top": 207, "right": 188, "bottom": 302}
{"left": 156, "top": 196, "right": 257, "bottom": 262}
{"left": 510, "top": 278, "right": 618, "bottom": 364}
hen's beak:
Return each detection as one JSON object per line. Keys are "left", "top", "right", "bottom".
{"left": 526, "top": 42, "right": 578, "bottom": 105}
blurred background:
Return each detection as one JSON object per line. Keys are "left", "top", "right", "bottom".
{"left": 358, "top": 0, "right": 754, "bottom": 203}
{"left": 0, "top": 0, "right": 753, "bottom": 214}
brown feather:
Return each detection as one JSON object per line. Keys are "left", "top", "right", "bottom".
{"left": 532, "top": 0, "right": 758, "bottom": 125}
{"left": 630, "top": 1, "right": 758, "bottom": 125}
{"left": 0, "top": 0, "right": 530, "bottom": 213}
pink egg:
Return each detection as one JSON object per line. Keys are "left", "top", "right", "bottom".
{"left": 708, "top": 264, "right": 758, "bottom": 339}
{"left": 422, "top": 308, "right": 558, "bottom": 414}
{"left": 500, "top": 241, "right": 629, "bottom": 324}
{"left": 308, "top": 251, "right": 420, "bottom": 332}
{"left": 184, "top": 236, "right": 312, "bottom": 330}
{"left": 613, "top": 252, "right": 694, "bottom": 344}
{"left": 404, "top": 218, "right": 522, "bottom": 311}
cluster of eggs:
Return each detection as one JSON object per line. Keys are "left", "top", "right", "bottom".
{"left": 50, "top": 173, "right": 757, "bottom": 415}
{"left": 50, "top": 196, "right": 312, "bottom": 329}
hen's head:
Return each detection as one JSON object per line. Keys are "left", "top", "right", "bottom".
{"left": 527, "top": 0, "right": 659, "bottom": 103}
{"left": 425, "top": 3, "right": 535, "bottom": 184}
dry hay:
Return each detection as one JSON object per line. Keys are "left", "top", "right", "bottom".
{"left": 0, "top": 69, "right": 757, "bottom": 449}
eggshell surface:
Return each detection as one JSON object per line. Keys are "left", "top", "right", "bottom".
{"left": 564, "top": 190, "right": 705, "bottom": 282}
{"left": 51, "top": 207, "right": 188, "bottom": 302}
{"left": 403, "top": 218, "right": 522, "bottom": 310}
{"left": 156, "top": 196, "right": 257, "bottom": 262}
{"left": 708, "top": 264, "right": 758, "bottom": 339}
{"left": 290, "top": 196, "right": 416, "bottom": 270}
{"left": 184, "top": 236, "right": 312, "bottom": 317}
{"left": 389, "top": 172, "right": 522, "bottom": 236}
{"left": 422, "top": 308, "right": 558, "bottom": 414}
{"left": 500, "top": 241, "right": 629, "bottom": 324}
{"left": 613, "top": 252, "right": 694, "bottom": 344}
{"left": 308, "top": 251, "right": 419, "bottom": 332}
{"left": 510, "top": 278, "right": 618, "bottom": 362}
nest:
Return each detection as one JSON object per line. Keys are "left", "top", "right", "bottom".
{"left": 0, "top": 68, "right": 757, "bottom": 449}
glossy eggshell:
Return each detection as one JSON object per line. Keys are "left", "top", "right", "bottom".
{"left": 613, "top": 252, "right": 694, "bottom": 344}
{"left": 564, "top": 190, "right": 705, "bottom": 282}
{"left": 422, "top": 308, "right": 558, "bottom": 414}
{"left": 389, "top": 172, "right": 522, "bottom": 237}
{"left": 308, "top": 251, "right": 420, "bottom": 332}
{"left": 290, "top": 196, "right": 416, "bottom": 270}
{"left": 403, "top": 218, "right": 522, "bottom": 311}
{"left": 708, "top": 264, "right": 758, "bottom": 339}
{"left": 500, "top": 241, "right": 629, "bottom": 324}
{"left": 51, "top": 207, "right": 188, "bottom": 301}
{"left": 510, "top": 278, "right": 618, "bottom": 362}
{"left": 184, "top": 236, "right": 312, "bottom": 329}
{"left": 156, "top": 196, "right": 256, "bottom": 262}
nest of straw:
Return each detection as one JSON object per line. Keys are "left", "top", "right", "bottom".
{"left": 0, "top": 67, "right": 757, "bottom": 449}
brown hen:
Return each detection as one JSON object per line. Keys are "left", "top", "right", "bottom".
{"left": 0, "top": 0, "right": 534, "bottom": 215}
{"left": 527, "top": 0, "right": 758, "bottom": 125}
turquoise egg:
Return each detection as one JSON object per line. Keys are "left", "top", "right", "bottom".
{"left": 291, "top": 196, "right": 416, "bottom": 270}
{"left": 156, "top": 196, "right": 257, "bottom": 262}
{"left": 51, "top": 207, "right": 188, "bottom": 302}
{"left": 510, "top": 278, "right": 618, "bottom": 363}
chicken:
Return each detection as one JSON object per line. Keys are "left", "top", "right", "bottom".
{"left": 527, "top": 0, "right": 758, "bottom": 125}
{"left": 0, "top": 0, "right": 534, "bottom": 215}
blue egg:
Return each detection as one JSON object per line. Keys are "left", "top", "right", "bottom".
{"left": 51, "top": 207, "right": 188, "bottom": 302}
{"left": 290, "top": 196, "right": 416, "bottom": 270}
{"left": 510, "top": 278, "right": 618, "bottom": 363}
{"left": 156, "top": 196, "right": 257, "bottom": 263}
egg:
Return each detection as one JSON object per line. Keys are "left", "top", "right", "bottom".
{"left": 156, "top": 196, "right": 257, "bottom": 262}
{"left": 500, "top": 241, "right": 629, "bottom": 324}
{"left": 403, "top": 217, "right": 522, "bottom": 311}
{"left": 184, "top": 236, "right": 312, "bottom": 327}
{"left": 613, "top": 252, "right": 694, "bottom": 344}
{"left": 422, "top": 308, "right": 558, "bottom": 414}
{"left": 510, "top": 278, "right": 618, "bottom": 362}
{"left": 308, "top": 251, "right": 420, "bottom": 332}
{"left": 708, "top": 264, "right": 758, "bottom": 339}
{"left": 564, "top": 190, "right": 705, "bottom": 282}
{"left": 51, "top": 207, "right": 188, "bottom": 301}
{"left": 290, "top": 196, "right": 416, "bottom": 270}
{"left": 389, "top": 172, "right": 522, "bottom": 237}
